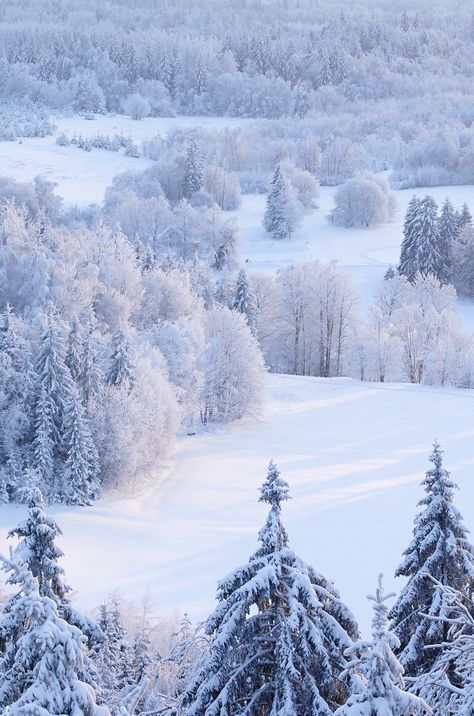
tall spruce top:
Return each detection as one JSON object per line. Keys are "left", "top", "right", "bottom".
{"left": 258, "top": 460, "right": 290, "bottom": 509}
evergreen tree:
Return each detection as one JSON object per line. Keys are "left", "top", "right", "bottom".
{"left": 66, "top": 318, "right": 82, "bottom": 382}
{"left": 415, "top": 195, "right": 444, "bottom": 280}
{"left": 193, "top": 60, "right": 207, "bottom": 95}
{"left": 132, "top": 627, "right": 152, "bottom": 683}
{"left": 95, "top": 599, "right": 133, "bottom": 707}
{"left": 106, "top": 327, "right": 135, "bottom": 390}
{"left": 79, "top": 326, "right": 104, "bottom": 409}
{"left": 0, "top": 554, "right": 109, "bottom": 715}
{"left": 263, "top": 163, "right": 298, "bottom": 240}
{"left": 233, "top": 269, "right": 257, "bottom": 334}
{"left": 384, "top": 266, "right": 396, "bottom": 280}
{"left": 8, "top": 485, "right": 68, "bottom": 599}
{"left": 61, "top": 387, "right": 101, "bottom": 505}
{"left": 389, "top": 443, "right": 474, "bottom": 681}
{"left": 399, "top": 196, "right": 421, "bottom": 281}
{"left": 436, "top": 198, "right": 458, "bottom": 283}
{"left": 458, "top": 203, "right": 473, "bottom": 230}
{"left": 183, "top": 139, "right": 203, "bottom": 199}
{"left": 335, "top": 575, "right": 431, "bottom": 716}
{"left": 412, "top": 581, "right": 474, "bottom": 716}
{"left": 183, "top": 461, "right": 360, "bottom": 716}
{"left": 7, "top": 485, "right": 104, "bottom": 645}
{"left": 34, "top": 316, "right": 75, "bottom": 487}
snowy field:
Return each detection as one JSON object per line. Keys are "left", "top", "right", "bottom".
{"left": 0, "top": 114, "right": 251, "bottom": 205}
{"left": 236, "top": 185, "right": 474, "bottom": 327}
{"left": 1, "top": 374, "right": 474, "bottom": 634}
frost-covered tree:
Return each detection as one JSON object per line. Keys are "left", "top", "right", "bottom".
{"left": 436, "top": 198, "right": 458, "bottom": 284}
{"left": 414, "top": 196, "right": 446, "bottom": 282}
{"left": 458, "top": 203, "right": 472, "bottom": 230}
{"left": 399, "top": 196, "right": 421, "bottom": 282}
{"left": 412, "top": 581, "right": 474, "bottom": 716}
{"left": 61, "top": 387, "right": 101, "bottom": 505}
{"left": 124, "top": 93, "right": 151, "bottom": 120}
{"left": 233, "top": 269, "right": 257, "bottom": 334}
{"left": 7, "top": 485, "right": 104, "bottom": 644}
{"left": 183, "top": 139, "right": 203, "bottom": 199}
{"left": 330, "top": 174, "right": 395, "bottom": 228}
{"left": 389, "top": 442, "right": 474, "bottom": 682}
{"left": 335, "top": 575, "right": 431, "bottom": 716}
{"left": 200, "top": 305, "right": 264, "bottom": 423}
{"left": 263, "top": 163, "right": 302, "bottom": 240}
{"left": 0, "top": 553, "right": 109, "bottom": 715}
{"left": 183, "top": 461, "right": 360, "bottom": 716}
{"left": 106, "top": 327, "right": 135, "bottom": 391}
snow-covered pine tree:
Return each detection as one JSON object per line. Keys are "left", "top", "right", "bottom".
{"left": 193, "top": 60, "right": 207, "bottom": 95}
{"left": 0, "top": 553, "right": 110, "bottom": 715}
{"left": 335, "top": 575, "right": 431, "bottom": 716}
{"left": 233, "top": 269, "right": 257, "bottom": 334}
{"left": 263, "top": 163, "right": 298, "bottom": 240}
{"left": 412, "top": 581, "right": 474, "bottom": 716}
{"left": 61, "top": 386, "right": 101, "bottom": 505}
{"left": 8, "top": 484, "right": 67, "bottom": 599}
{"left": 34, "top": 315, "right": 75, "bottom": 490}
{"left": 94, "top": 599, "right": 133, "bottom": 709}
{"left": 389, "top": 442, "right": 474, "bottom": 682}
{"left": 132, "top": 627, "right": 152, "bottom": 683}
{"left": 80, "top": 326, "right": 104, "bottom": 408}
{"left": 399, "top": 196, "right": 421, "bottom": 282}
{"left": 106, "top": 327, "right": 135, "bottom": 391}
{"left": 414, "top": 196, "right": 445, "bottom": 281}
{"left": 436, "top": 198, "right": 458, "bottom": 284}
{"left": 66, "top": 318, "right": 82, "bottom": 382}
{"left": 458, "top": 203, "right": 472, "bottom": 230}
{"left": 183, "top": 139, "right": 203, "bottom": 199}
{"left": 7, "top": 485, "right": 104, "bottom": 645}
{"left": 182, "top": 461, "right": 360, "bottom": 716}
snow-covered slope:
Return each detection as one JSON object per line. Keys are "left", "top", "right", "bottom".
{"left": 2, "top": 374, "right": 473, "bottom": 633}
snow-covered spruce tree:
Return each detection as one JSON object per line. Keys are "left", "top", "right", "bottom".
{"left": 458, "top": 203, "right": 472, "bottom": 230}
{"left": 106, "top": 327, "right": 135, "bottom": 391}
{"left": 182, "top": 461, "right": 360, "bottom": 716}
{"left": 0, "top": 553, "right": 110, "bottom": 715}
{"left": 389, "top": 442, "right": 474, "bottom": 681}
{"left": 66, "top": 318, "right": 82, "bottom": 383}
{"left": 414, "top": 196, "right": 445, "bottom": 282}
{"left": 335, "top": 575, "right": 431, "bottom": 716}
{"left": 183, "top": 139, "right": 203, "bottom": 200}
{"left": 399, "top": 196, "right": 421, "bottom": 282}
{"left": 60, "top": 386, "right": 101, "bottom": 505}
{"left": 33, "top": 315, "right": 74, "bottom": 490}
{"left": 413, "top": 581, "right": 474, "bottom": 716}
{"left": 233, "top": 269, "right": 258, "bottom": 334}
{"left": 436, "top": 198, "right": 458, "bottom": 284}
{"left": 264, "top": 163, "right": 301, "bottom": 240}
{"left": 7, "top": 485, "right": 104, "bottom": 645}
{"left": 94, "top": 599, "right": 133, "bottom": 709}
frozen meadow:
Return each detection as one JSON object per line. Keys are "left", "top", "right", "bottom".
{"left": 2, "top": 373, "right": 474, "bottom": 634}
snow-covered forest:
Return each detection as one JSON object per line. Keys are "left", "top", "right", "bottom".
{"left": 0, "top": 0, "right": 473, "bottom": 713}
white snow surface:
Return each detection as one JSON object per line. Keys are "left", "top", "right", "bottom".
{"left": 0, "top": 114, "right": 250, "bottom": 205}
{"left": 236, "top": 186, "right": 474, "bottom": 327}
{"left": 2, "top": 374, "right": 474, "bottom": 634}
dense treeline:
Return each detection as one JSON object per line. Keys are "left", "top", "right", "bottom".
{"left": 0, "top": 0, "right": 474, "bottom": 186}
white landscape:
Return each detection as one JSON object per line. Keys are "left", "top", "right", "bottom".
{"left": 0, "top": 1, "right": 473, "bottom": 715}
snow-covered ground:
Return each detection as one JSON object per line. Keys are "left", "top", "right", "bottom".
{"left": 0, "top": 114, "right": 251, "bottom": 205}
{"left": 1, "top": 116, "right": 474, "bottom": 634}
{"left": 236, "top": 185, "right": 474, "bottom": 328}
{"left": 1, "top": 374, "right": 473, "bottom": 634}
